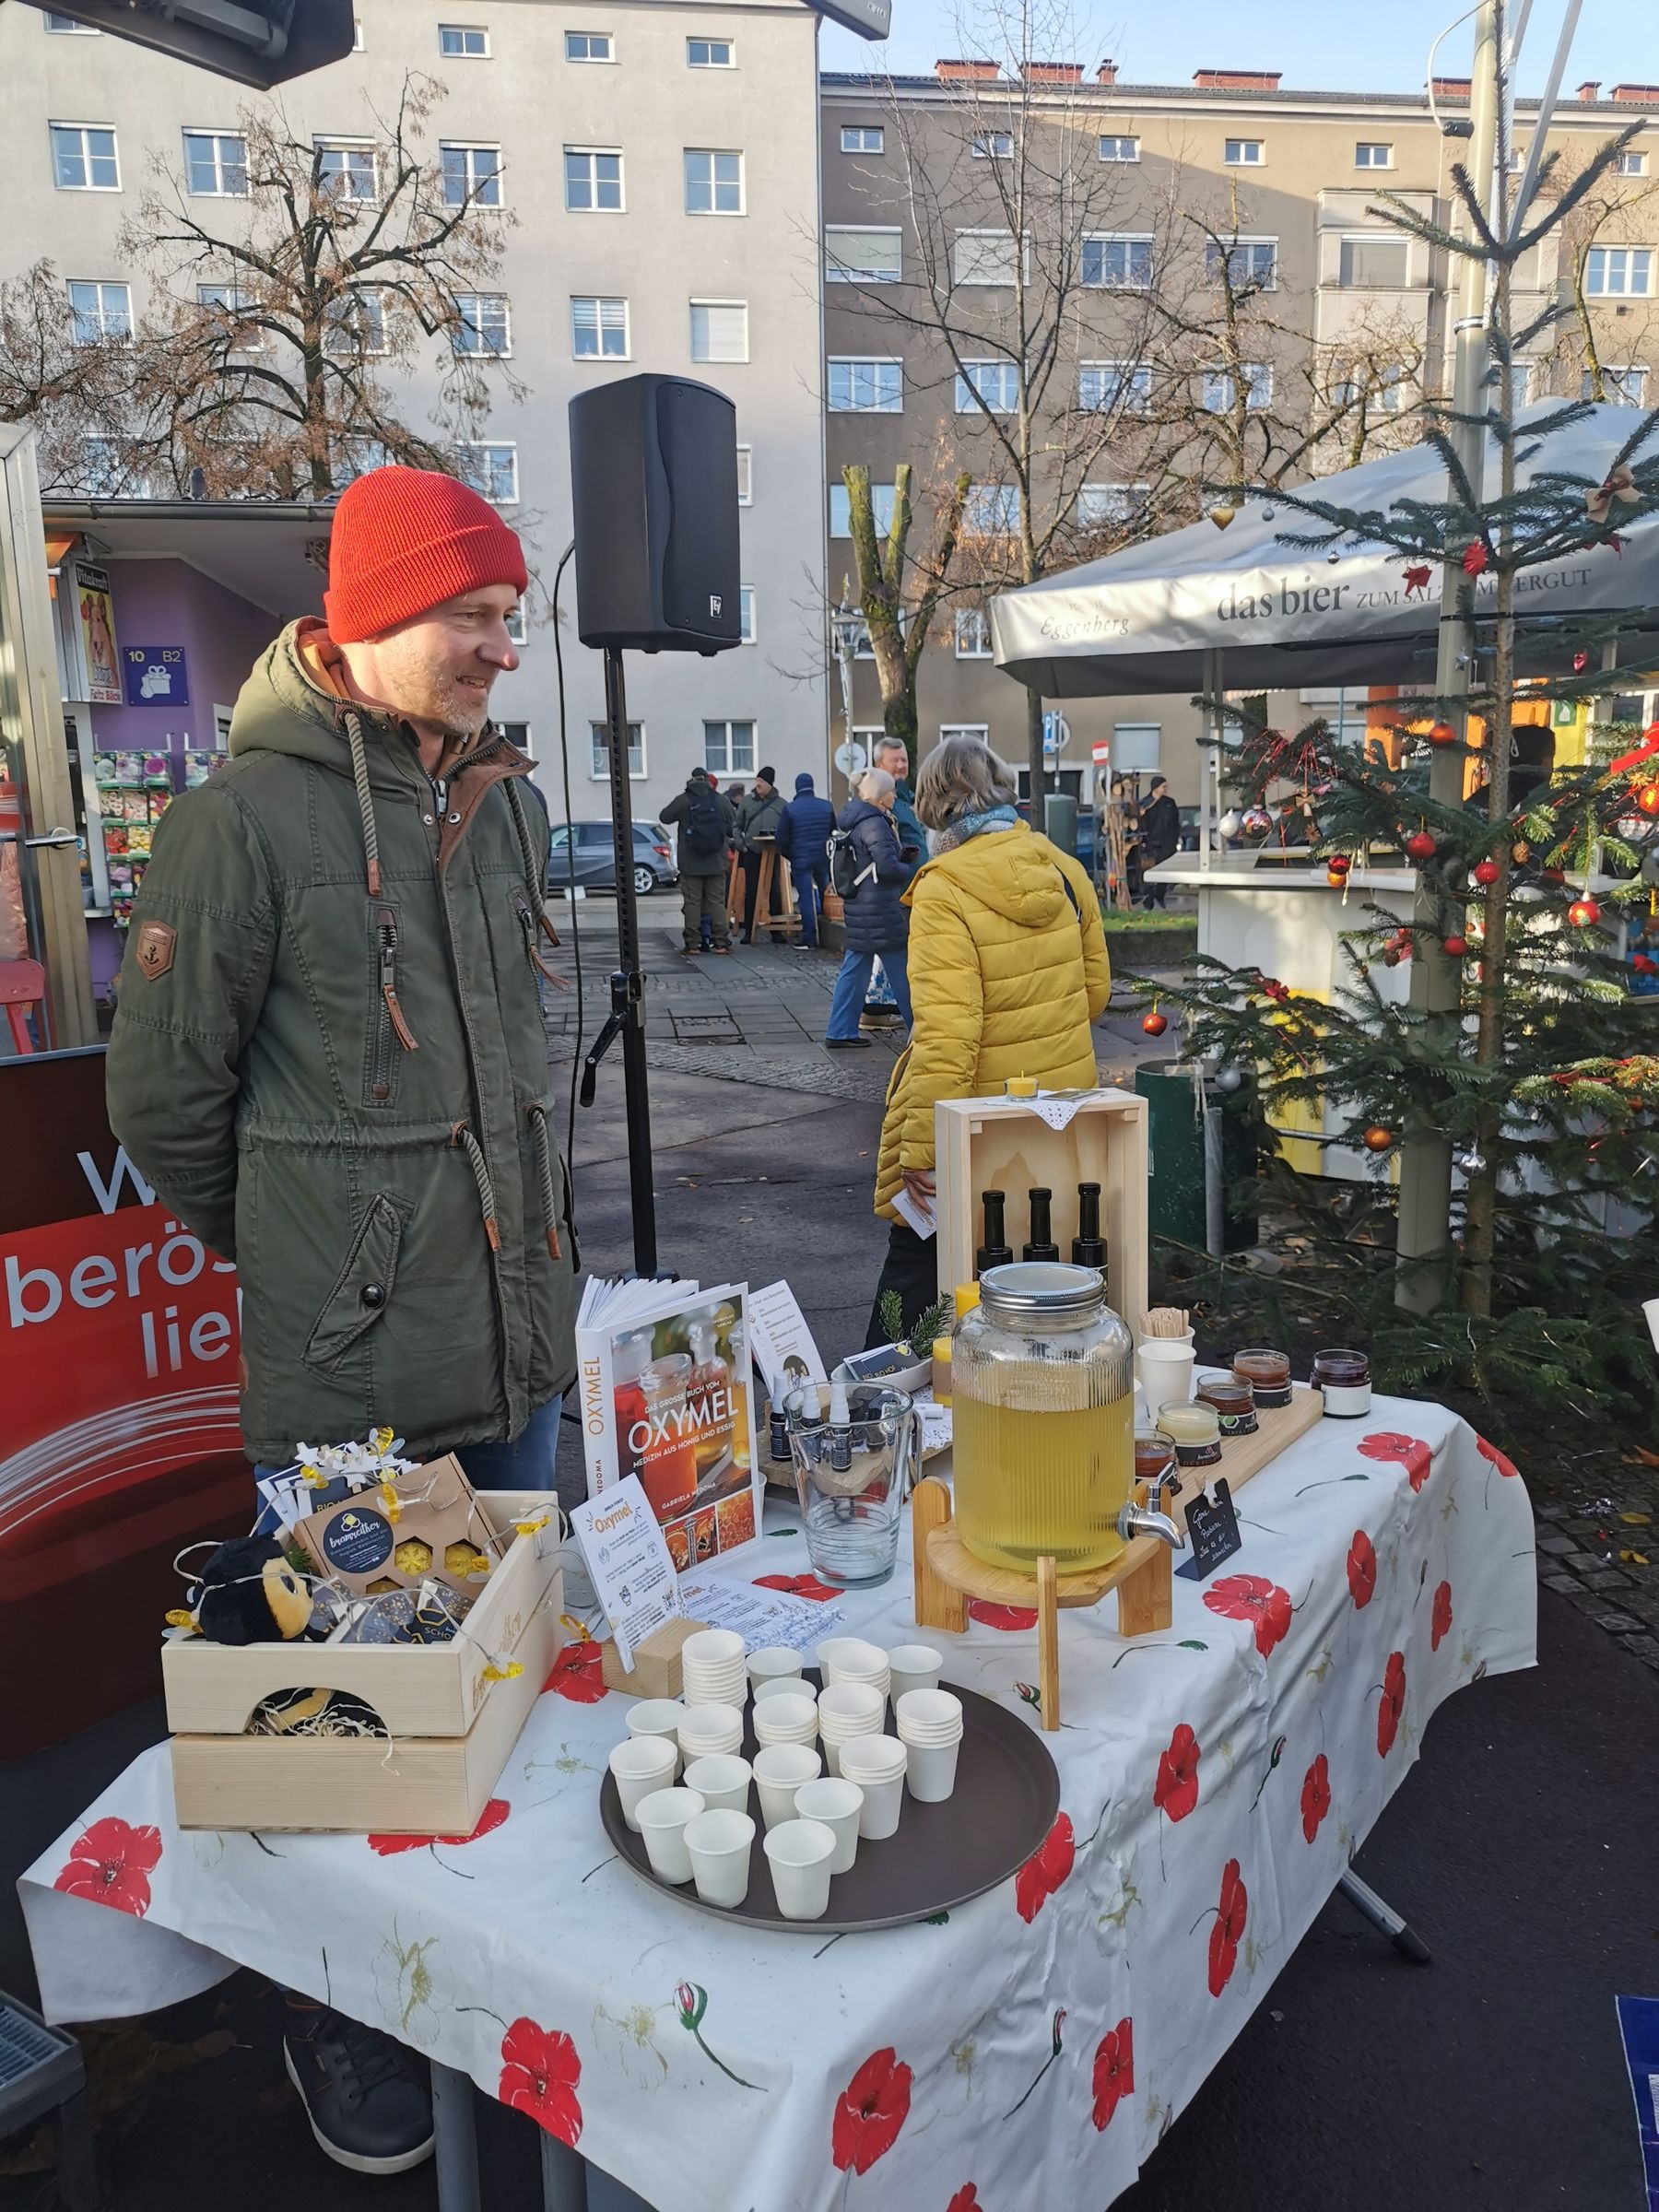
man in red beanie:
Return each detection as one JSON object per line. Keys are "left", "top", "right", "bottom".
{"left": 107, "top": 465, "right": 578, "bottom": 2177}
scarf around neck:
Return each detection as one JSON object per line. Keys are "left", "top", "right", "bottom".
{"left": 927, "top": 804, "right": 1020, "bottom": 857}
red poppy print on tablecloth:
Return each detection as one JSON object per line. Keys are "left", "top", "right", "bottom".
{"left": 1014, "top": 1813, "right": 1076, "bottom": 1923}
{"left": 1346, "top": 1530, "right": 1376, "bottom": 1609}
{"left": 945, "top": 2189, "right": 982, "bottom": 2212}
{"left": 52, "top": 1817, "right": 162, "bottom": 1918}
{"left": 753, "top": 1572, "right": 843, "bottom": 1604}
{"left": 1475, "top": 1435, "right": 1519, "bottom": 1479}
{"left": 499, "top": 2018, "right": 582, "bottom": 2144}
{"left": 1203, "top": 1574, "right": 1293, "bottom": 1657}
{"left": 831, "top": 2048, "right": 913, "bottom": 2176}
{"left": 1206, "top": 1859, "right": 1248, "bottom": 1997}
{"left": 1430, "top": 1581, "right": 1453, "bottom": 1652}
{"left": 1090, "top": 2018, "right": 1135, "bottom": 2132}
{"left": 969, "top": 1599, "right": 1040, "bottom": 1630}
{"left": 543, "top": 1641, "right": 607, "bottom": 1701}
{"left": 1154, "top": 1724, "right": 1201, "bottom": 1822}
{"left": 368, "top": 1797, "right": 509, "bottom": 1856}
{"left": 1359, "top": 1431, "right": 1432, "bottom": 1492}
{"left": 1300, "top": 1754, "right": 1331, "bottom": 1843}
{"left": 1377, "top": 1652, "right": 1406, "bottom": 1756}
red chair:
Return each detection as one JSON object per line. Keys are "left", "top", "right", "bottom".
{"left": 0, "top": 958, "right": 46, "bottom": 1053}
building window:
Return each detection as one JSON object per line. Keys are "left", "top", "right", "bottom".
{"left": 1588, "top": 364, "right": 1651, "bottom": 405}
{"left": 66, "top": 280, "right": 131, "bottom": 345}
{"left": 1206, "top": 238, "right": 1277, "bottom": 290}
{"left": 565, "top": 29, "right": 613, "bottom": 60}
{"left": 439, "top": 24, "right": 489, "bottom": 56}
{"left": 441, "top": 142, "right": 500, "bottom": 207}
{"left": 689, "top": 37, "right": 734, "bottom": 66}
{"left": 564, "top": 147, "right": 623, "bottom": 211}
{"left": 940, "top": 723, "right": 991, "bottom": 743}
{"left": 51, "top": 124, "right": 119, "bottom": 192}
{"left": 1334, "top": 362, "right": 1408, "bottom": 411}
{"left": 44, "top": 12, "right": 100, "bottom": 28}
{"left": 589, "top": 723, "right": 645, "bottom": 778}
{"left": 1099, "top": 135, "right": 1139, "bottom": 161}
{"left": 1113, "top": 722, "right": 1161, "bottom": 770}
{"left": 739, "top": 587, "right": 756, "bottom": 643}
{"left": 1078, "top": 359, "right": 1151, "bottom": 413}
{"left": 828, "top": 357, "right": 902, "bottom": 412}
{"left": 736, "top": 445, "right": 752, "bottom": 502}
{"left": 829, "top": 482, "right": 895, "bottom": 535}
{"left": 1585, "top": 246, "right": 1653, "bottom": 298}
{"left": 972, "top": 132, "right": 1014, "bottom": 159}
{"left": 503, "top": 607, "right": 526, "bottom": 646}
{"left": 1224, "top": 137, "right": 1264, "bottom": 165}
{"left": 956, "top": 359, "right": 1018, "bottom": 414}
{"left": 955, "top": 608, "right": 993, "bottom": 658}
{"left": 952, "top": 229, "right": 1023, "bottom": 286}
{"left": 82, "top": 437, "right": 128, "bottom": 495}
{"left": 963, "top": 485, "right": 1018, "bottom": 535}
{"left": 1082, "top": 234, "right": 1152, "bottom": 288}
{"left": 324, "top": 288, "right": 385, "bottom": 355}
{"left": 453, "top": 292, "right": 511, "bottom": 356}
{"left": 1615, "top": 150, "right": 1649, "bottom": 177}
{"left": 825, "top": 226, "right": 902, "bottom": 282}
{"left": 182, "top": 129, "right": 248, "bottom": 196}
{"left": 685, "top": 148, "right": 743, "bottom": 216}
{"left": 461, "top": 442, "right": 518, "bottom": 503}
{"left": 1078, "top": 482, "right": 1149, "bottom": 528}
{"left": 196, "top": 281, "right": 262, "bottom": 347}
{"left": 689, "top": 299, "right": 748, "bottom": 362}
{"left": 703, "top": 719, "right": 756, "bottom": 775}
{"left": 571, "top": 295, "right": 629, "bottom": 358}
{"left": 316, "top": 139, "right": 376, "bottom": 201}
{"left": 841, "top": 124, "right": 883, "bottom": 152}
{"left": 1204, "top": 361, "right": 1273, "bottom": 411}
{"left": 1338, "top": 235, "right": 1409, "bottom": 288}
{"left": 1355, "top": 141, "right": 1393, "bottom": 168}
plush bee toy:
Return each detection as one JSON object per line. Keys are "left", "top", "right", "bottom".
{"left": 179, "top": 1535, "right": 314, "bottom": 1645}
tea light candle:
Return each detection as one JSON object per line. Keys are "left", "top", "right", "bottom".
{"left": 1232, "top": 1347, "right": 1292, "bottom": 1409}
{"left": 1312, "top": 1347, "right": 1371, "bottom": 1418}
{"left": 1196, "top": 1375, "right": 1257, "bottom": 1435}
{"left": 1005, "top": 1077, "right": 1038, "bottom": 1097}
{"left": 1156, "top": 1402, "right": 1222, "bottom": 1468}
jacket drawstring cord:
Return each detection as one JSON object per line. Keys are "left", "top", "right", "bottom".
{"left": 503, "top": 778, "right": 563, "bottom": 958}
{"left": 345, "top": 708, "right": 382, "bottom": 898}
{"left": 525, "top": 1101, "right": 563, "bottom": 1261}
{"left": 450, "top": 1122, "right": 500, "bottom": 1252}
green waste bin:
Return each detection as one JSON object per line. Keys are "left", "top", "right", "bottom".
{"left": 1135, "top": 1060, "right": 1258, "bottom": 1254}
{"left": 1042, "top": 793, "right": 1078, "bottom": 857}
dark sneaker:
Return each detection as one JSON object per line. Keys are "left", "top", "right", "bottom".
{"left": 284, "top": 2010, "right": 434, "bottom": 2175}
{"left": 826, "top": 1037, "right": 872, "bottom": 1050}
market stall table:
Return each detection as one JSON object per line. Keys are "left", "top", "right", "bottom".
{"left": 20, "top": 1395, "right": 1535, "bottom": 2212}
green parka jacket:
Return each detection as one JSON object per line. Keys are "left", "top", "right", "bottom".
{"left": 105, "top": 619, "right": 578, "bottom": 1466}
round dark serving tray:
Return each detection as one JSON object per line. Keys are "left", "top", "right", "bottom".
{"left": 599, "top": 1670, "right": 1059, "bottom": 1934}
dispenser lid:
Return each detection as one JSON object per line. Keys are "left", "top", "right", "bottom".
{"left": 978, "top": 1262, "right": 1106, "bottom": 1319}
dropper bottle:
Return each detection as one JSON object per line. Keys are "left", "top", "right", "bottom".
{"left": 1023, "top": 1186, "right": 1059, "bottom": 1263}
{"left": 828, "top": 1379, "right": 853, "bottom": 1473}
{"left": 1072, "top": 1181, "right": 1108, "bottom": 1270}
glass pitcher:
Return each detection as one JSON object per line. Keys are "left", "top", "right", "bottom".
{"left": 784, "top": 1384, "right": 923, "bottom": 1587}
{"left": 951, "top": 1262, "right": 1135, "bottom": 1573}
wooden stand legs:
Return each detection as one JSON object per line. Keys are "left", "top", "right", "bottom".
{"left": 1036, "top": 1556, "right": 1059, "bottom": 1731}
{"left": 912, "top": 1477, "right": 966, "bottom": 1632}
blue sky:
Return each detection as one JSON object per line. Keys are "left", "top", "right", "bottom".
{"left": 818, "top": 0, "right": 1659, "bottom": 98}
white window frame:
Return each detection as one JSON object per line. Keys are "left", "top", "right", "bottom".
{"left": 940, "top": 723, "right": 991, "bottom": 744}
{"left": 963, "top": 485, "right": 1018, "bottom": 535}
{"left": 826, "top": 224, "right": 902, "bottom": 283}
{"left": 439, "top": 24, "right": 489, "bottom": 57}
{"left": 841, "top": 124, "right": 884, "bottom": 153}
{"left": 954, "top": 607, "right": 994, "bottom": 658}
{"left": 1077, "top": 359, "right": 1151, "bottom": 414}
{"left": 1224, "top": 137, "right": 1265, "bottom": 166}
{"left": 453, "top": 291, "right": 512, "bottom": 358}
{"left": 684, "top": 147, "right": 745, "bottom": 217}
{"left": 315, "top": 136, "right": 377, "bottom": 202}
{"left": 441, "top": 141, "right": 501, "bottom": 209}
{"left": 1082, "top": 233, "right": 1153, "bottom": 289}
{"left": 564, "top": 29, "right": 614, "bottom": 61}
{"left": 589, "top": 722, "right": 646, "bottom": 780}
{"left": 571, "top": 295, "right": 629, "bottom": 359}
{"left": 1077, "top": 481, "right": 1150, "bottom": 528}
{"left": 1585, "top": 245, "right": 1653, "bottom": 298}
{"left": 43, "top": 12, "right": 100, "bottom": 29}
{"left": 564, "top": 147, "right": 624, "bottom": 214}
{"left": 1615, "top": 150, "right": 1649, "bottom": 177}
{"left": 324, "top": 288, "right": 386, "bottom": 356}
{"left": 182, "top": 128, "right": 248, "bottom": 197}
{"left": 955, "top": 359, "right": 1018, "bottom": 414}
{"left": 50, "top": 123, "right": 120, "bottom": 193}
{"left": 736, "top": 445, "right": 752, "bottom": 503}
{"left": 1099, "top": 135, "right": 1140, "bottom": 162}
{"left": 829, "top": 482, "right": 896, "bottom": 537}
{"left": 1207, "top": 236, "right": 1278, "bottom": 291}
{"left": 972, "top": 131, "right": 1014, "bottom": 159}
{"left": 1354, "top": 141, "right": 1394, "bottom": 169}
{"left": 196, "top": 280, "right": 263, "bottom": 348}
{"left": 1203, "top": 361, "right": 1273, "bottom": 411}
{"left": 827, "top": 356, "right": 903, "bottom": 413}
{"left": 1591, "top": 364, "right": 1651, "bottom": 405}
{"left": 462, "top": 441, "right": 518, "bottom": 504}
{"left": 703, "top": 719, "right": 756, "bottom": 776}
{"left": 352, "top": 17, "right": 364, "bottom": 49}
{"left": 1338, "top": 233, "right": 1411, "bottom": 289}
{"left": 65, "top": 280, "right": 131, "bottom": 346}
{"left": 739, "top": 586, "right": 756, "bottom": 644}
{"left": 503, "top": 608, "right": 527, "bottom": 647}
{"left": 688, "top": 36, "right": 735, "bottom": 67}
{"left": 688, "top": 298, "right": 748, "bottom": 363}
{"left": 952, "top": 229, "right": 1028, "bottom": 288}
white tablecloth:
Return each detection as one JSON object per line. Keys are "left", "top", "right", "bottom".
{"left": 21, "top": 1397, "right": 1535, "bottom": 2211}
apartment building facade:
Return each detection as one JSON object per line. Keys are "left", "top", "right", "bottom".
{"left": 2, "top": 0, "right": 828, "bottom": 832}
{"left": 820, "top": 64, "right": 1659, "bottom": 804}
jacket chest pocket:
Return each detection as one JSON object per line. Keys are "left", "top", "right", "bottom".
{"left": 364, "top": 902, "right": 418, "bottom": 1109}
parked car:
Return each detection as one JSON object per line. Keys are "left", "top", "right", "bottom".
{"left": 547, "top": 819, "right": 678, "bottom": 898}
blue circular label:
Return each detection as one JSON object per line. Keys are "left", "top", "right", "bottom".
{"left": 323, "top": 1506, "right": 394, "bottom": 1576}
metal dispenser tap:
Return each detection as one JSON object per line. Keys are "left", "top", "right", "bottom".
{"left": 1116, "top": 1458, "right": 1187, "bottom": 1550}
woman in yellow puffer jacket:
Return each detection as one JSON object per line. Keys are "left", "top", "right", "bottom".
{"left": 863, "top": 735, "right": 1111, "bottom": 1343}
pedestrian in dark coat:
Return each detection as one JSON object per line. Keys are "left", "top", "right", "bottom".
{"left": 776, "top": 771, "right": 836, "bottom": 950}
{"left": 734, "top": 767, "right": 787, "bottom": 941}
{"left": 825, "top": 770, "right": 916, "bottom": 1044}
{"left": 1137, "top": 775, "right": 1182, "bottom": 909}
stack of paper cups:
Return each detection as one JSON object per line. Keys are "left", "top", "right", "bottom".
{"left": 747, "top": 1646, "right": 803, "bottom": 1691}
{"left": 753, "top": 1676, "right": 818, "bottom": 1711}
{"left": 836, "top": 1733, "right": 908, "bottom": 1839}
{"left": 817, "top": 1638, "right": 892, "bottom": 1714}
{"left": 817, "top": 1681, "right": 885, "bottom": 1777}
{"left": 752, "top": 1743, "right": 822, "bottom": 1830}
{"left": 752, "top": 1692, "right": 819, "bottom": 1750}
{"left": 895, "top": 1688, "right": 964, "bottom": 1803}
{"left": 680, "top": 1630, "right": 748, "bottom": 1709}
{"left": 677, "top": 1701, "right": 745, "bottom": 1766}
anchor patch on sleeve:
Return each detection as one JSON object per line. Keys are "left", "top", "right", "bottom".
{"left": 135, "top": 920, "right": 176, "bottom": 980}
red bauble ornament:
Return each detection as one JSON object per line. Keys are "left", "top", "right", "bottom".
{"left": 1361, "top": 1125, "right": 1396, "bottom": 1153}
{"left": 1462, "top": 541, "right": 1490, "bottom": 577}
{"left": 1406, "top": 830, "right": 1438, "bottom": 862}
{"left": 1637, "top": 782, "right": 1659, "bottom": 818}
{"left": 1141, "top": 1010, "right": 1169, "bottom": 1036}
{"left": 1442, "top": 935, "right": 1470, "bottom": 958}
{"left": 1473, "top": 858, "right": 1500, "bottom": 886}
{"left": 1428, "top": 720, "right": 1458, "bottom": 748}
{"left": 1567, "top": 896, "right": 1602, "bottom": 928}
{"left": 1327, "top": 853, "right": 1352, "bottom": 875}
{"left": 1572, "top": 651, "right": 1590, "bottom": 674}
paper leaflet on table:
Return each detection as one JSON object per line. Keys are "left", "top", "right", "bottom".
{"left": 568, "top": 1477, "right": 682, "bottom": 1671}
{"left": 889, "top": 1182, "right": 936, "bottom": 1241}
{"left": 747, "top": 1279, "right": 829, "bottom": 1399}
{"left": 576, "top": 1276, "right": 763, "bottom": 1571}
{"left": 677, "top": 1574, "right": 846, "bottom": 1648}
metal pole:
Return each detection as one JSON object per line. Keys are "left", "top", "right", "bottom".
{"left": 1394, "top": 0, "right": 1502, "bottom": 1313}
{"left": 603, "top": 645, "right": 658, "bottom": 1277}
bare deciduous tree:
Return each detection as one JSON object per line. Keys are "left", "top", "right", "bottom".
{"left": 0, "top": 260, "right": 137, "bottom": 485}
{"left": 840, "top": 457, "right": 971, "bottom": 766}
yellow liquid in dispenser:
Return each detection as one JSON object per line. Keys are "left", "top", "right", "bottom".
{"left": 952, "top": 1389, "right": 1134, "bottom": 1572}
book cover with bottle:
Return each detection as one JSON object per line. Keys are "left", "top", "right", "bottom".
{"left": 576, "top": 1277, "right": 760, "bottom": 1570}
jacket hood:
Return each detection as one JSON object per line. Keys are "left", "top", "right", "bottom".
{"left": 911, "top": 821, "right": 1070, "bottom": 927}
{"left": 839, "top": 796, "right": 892, "bottom": 832}
{"left": 228, "top": 618, "right": 418, "bottom": 795}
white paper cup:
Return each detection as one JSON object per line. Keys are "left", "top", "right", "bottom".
{"left": 818, "top": 1636, "right": 888, "bottom": 1682}
{"left": 837, "top": 1738, "right": 907, "bottom": 1840}
{"left": 681, "top": 1753, "right": 752, "bottom": 1817}
{"left": 682, "top": 1628, "right": 746, "bottom": 1671}
{"left": 677, "top": 1702, "right": 745, "bottom": 1763}
{"left": 684, "top": 1808, "right": 756, "bottom": 1909}
{"left": 904, "top": 1736, "right": 962, "bottom": 1803}
{"left": 752, "top": 1743, "right": 822, "bottom": 1830}
{"left": 894, "top": 1688, "right": 963, "bottom": 1738}
{"left": 608, "top": 1735, "right": 679, "bottom": 1830}
{"left": 1136, "top": 1339, "right": 1195, "bottom": 1414}
{"left": 747, "top": 1646, "right": 803, "bottom": 1688}
{"left": 763, "top": 1818, "right": 837, "bottom": 1920}
{"left": 636, "top": 1786, "right": 705, "bottom": 1884}
{"left": 794, "top": 1777, "right": 863, "bottom": 1874}
{"left": 885, "top": 1644, "right": 944, "bottom": 1705}
{"left": 754, "top": 1676, "right": 818, "bottom": 1709}
{"left": 625, "top": 1700, "right": 686, "bottom": 1764}
{"left": 753, "top": 1693, "right": 819, "bottom": 1749}
{"left": 818, "top": 1681, "right": 884, "bottom": 1729}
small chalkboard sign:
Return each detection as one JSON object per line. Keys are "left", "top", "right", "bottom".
{"left": 1175, "top": 1477, "right": 1243, "bottom": 1582}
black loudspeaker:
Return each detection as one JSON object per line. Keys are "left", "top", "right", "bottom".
{"left": 569, "top": 374, "right": 742, "bottom": 653}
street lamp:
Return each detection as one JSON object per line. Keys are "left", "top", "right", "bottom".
{"left": 830, "top": 594, "right": 865, "bottom": 778}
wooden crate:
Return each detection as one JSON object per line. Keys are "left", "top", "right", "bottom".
{"left": 161, "top": 1489, "right": 561, "bottom": 1741}
{"left": 935, "top": 1090, "right": 1149, "bottom": 1324}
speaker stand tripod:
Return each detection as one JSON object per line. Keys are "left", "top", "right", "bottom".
{"left": 577, "top": 645, "right": 658, "bottom": 1276}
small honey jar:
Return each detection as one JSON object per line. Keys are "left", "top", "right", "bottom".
{"left": 1196, "top": 1374, "right": 1258, "bottom": 1436}
{"left": 1312, "top": 1347, "right": 1372, "bottom": 1418}
{"left": 1134, "top": 1428, "right": 1177, "bottom": 1485}
{"left": 1157, "top": 1401, "right": 1222, "bottom": 1469}
{"left": 1232, "top": 1347, "right": 1292, "bottom": 1409}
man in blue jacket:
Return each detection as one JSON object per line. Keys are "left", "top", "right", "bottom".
{"left": 776, "top": 771, "right": 836, "bottom": 950}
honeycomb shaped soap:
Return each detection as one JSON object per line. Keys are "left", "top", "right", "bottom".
{"left": 394, "top": 1537, "right": 434, "bottom": 1576}
{"left": 444, "top": 1538, "right": 491, "bottom": 1579}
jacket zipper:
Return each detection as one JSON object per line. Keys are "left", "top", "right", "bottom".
{"left": 376, "top": 905, "right": 418, "bottom": 1064}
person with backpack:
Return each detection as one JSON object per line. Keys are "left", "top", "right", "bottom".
{"left": 825, "top": 768, "right": 917, "bottom": 1048}
{"left": 776, "top": 771, "right": 836, "bottom": 950}
{"left": 662, "top": 766, "right": 735, "bottom": 954}
{"left": 735, "top": 766, "right": 787, "bottom": 942}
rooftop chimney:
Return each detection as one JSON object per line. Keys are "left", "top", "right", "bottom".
{"left": 1576, "top": 80, "right": 1601, "bottom": 101}
{"left": 1431, "top": 76, "right": 1472, "bottom": 100}
{"left": 1025, "top": 61, "right": 1083, "bottom": 84}
{"left": 935, "top": 58, "right": 1000, "bottom": 81}
{"left": 1097, "top": 58, "right": 1117, "bottom": 86}
{"left": 1610, "top": 83, "right": 1659, "bottom": 105}
{"left": 1193, "top": 68, "right": 1282, "bottom": 92}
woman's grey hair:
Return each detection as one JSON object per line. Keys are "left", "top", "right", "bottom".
{"left": 856, "top": 766, "right": 896, "bottom": 804}
{"left": 914, "top": 735, "right": 1018, "bottom": 830}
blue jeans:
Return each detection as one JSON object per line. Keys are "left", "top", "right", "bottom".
{"left": 795, "top": 861, "right": 830, "bottom": 947}
{"left": 827, "top": 945, "right": 911, "bottom": 1038}
{"left": 254, "top": 1394, "right": 565, "bottom": 1524}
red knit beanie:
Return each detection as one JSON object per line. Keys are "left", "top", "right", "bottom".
{"left": 324, "top": 465, "right": 529, "bottom": 642}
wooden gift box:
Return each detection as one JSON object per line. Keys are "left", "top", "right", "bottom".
{"left": 162, "top": 1488, "right": 563, "bottom": 1834}
{"left": 934, "top": 1089, "right": 1150, "bottom": 1323}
